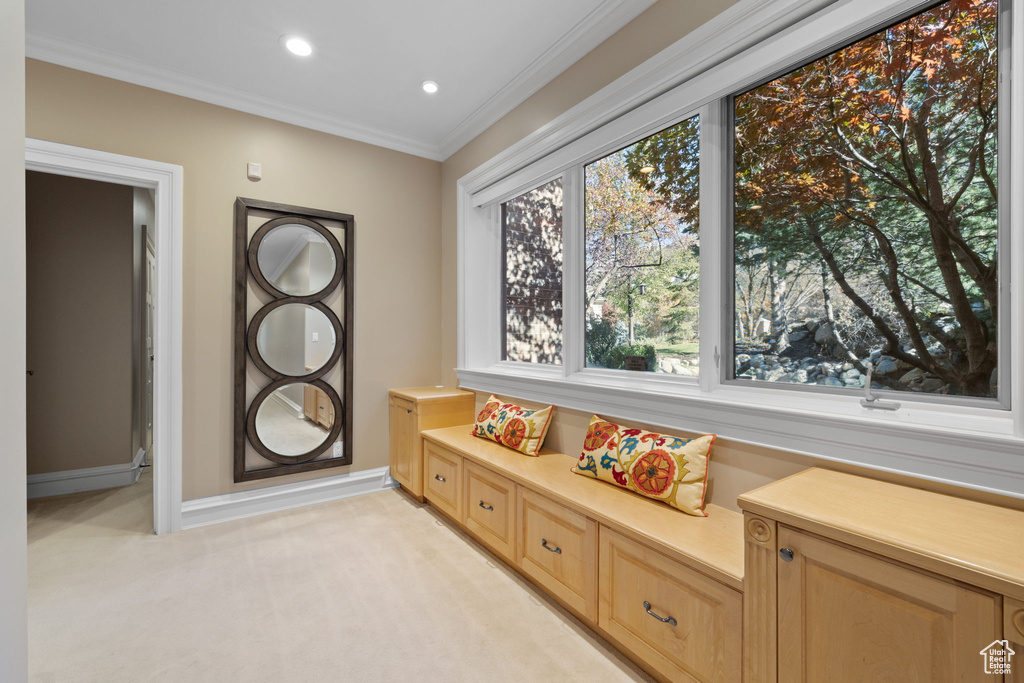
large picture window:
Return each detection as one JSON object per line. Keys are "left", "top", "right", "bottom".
{"left": 502, "top": 179, "right": 563, "bottom": 364}
{"left": 732, "top": 0, "right": 1000, "bottom": 399}
{"left": 584, "top": 117, "right": 700, "bottom": 375}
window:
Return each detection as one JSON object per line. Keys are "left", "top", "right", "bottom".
{"left": 502, "top": 179, "right": 563, "bottom": 364}
{"left": 732, "top": 0, "right": 1000, "bottom": 400}
{"left": 584, "top": 117, "right": 700, "bottom": 375}
{"left": 457, "top": 0, "right": 1019, "bottom": 499}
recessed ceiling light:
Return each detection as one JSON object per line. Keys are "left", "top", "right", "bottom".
{"left": 282, "top": 35, "right": 313, "bottom": 57}
{"left": 422, "top": 80, "right": 439, "bottom": 94}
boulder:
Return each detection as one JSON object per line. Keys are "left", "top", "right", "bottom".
{"left": 899, "top": 368, "right": 925, "bottom": 385}
{"left": 821, "top": 377, "right": 844, "bottom": 387}
{"left": 805, "top": 320, "right": 821, "bottom": 333}
{"left": 873, "top": 359, "right": 899, "bottom": 375}
{"left": 921, "top": 378, "right": 946, "bottom": 393}
{"left": 814, "top": 323, "right": 834, "bottom": 344}
{"left": 788, "top": 330, "right": 808, "bottom": 342}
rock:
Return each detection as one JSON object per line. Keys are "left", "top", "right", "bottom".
{"left": 874, "top": 359, "right": 899, "bottom": 375}
{"left": 814, "top": 323, "right": 833, "bottom": 344}
{"left": 792, "top": 369, "right": 809, "bottom": 383}
{"left": 788, "top": 330, "right": 808, "bottom": 342}
{"left": 843, "top": 375, "right": 865, "bottom": 387}
{"left": 805, "top": 320, "right": 821, "bottom": 333}
{"left": 842, "top": 368, "right": 861, "bottom": 380}
{"left": 899, "top": 368, "right": 925, "bottom": 385}
{"left": 842, "top": 362, "right": 854, "bottom": 371}
{"left": 921, "top": 378, "right": 946, "bottom": 393}
{"left": 735, "top": 354, "right": 751, "bottom": 365}
{"left": 821, "top": 377, "right": 844, "bottom": 387}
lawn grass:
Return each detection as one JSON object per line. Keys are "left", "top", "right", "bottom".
{"left": 652, "top": 341, "right": 699, "bottom": 357}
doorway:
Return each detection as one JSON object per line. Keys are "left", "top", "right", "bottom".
{"left": 25, "top": 139, "right": 183, "bottom": 534}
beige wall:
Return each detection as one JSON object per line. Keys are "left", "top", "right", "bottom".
{"left": 1, "top": 0, "right": 28, "bottom": 677}
{"left": 26, "top": 59, "right": 443, "bottom": 500}
{"left": 439, "top": 0, "right": 737, "bottom": 385}
{"left": 26, "top": 171, "right": 135, "bottom": 474}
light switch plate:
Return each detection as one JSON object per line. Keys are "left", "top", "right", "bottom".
{"left": 312, "top": 332, "right": 319, "bottom": 342}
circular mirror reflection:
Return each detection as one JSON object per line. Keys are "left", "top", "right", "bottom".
{"left": 256, "top": 223, "right": 337, "bottom": 296}
{"left": 256, "top": 304, "right": 338, "bottom": 376}
{"left": 254, "top": 383, "right": 334, "bottom": 456}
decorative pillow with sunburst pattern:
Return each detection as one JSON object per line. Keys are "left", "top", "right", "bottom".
{"left": 471, "top": 395, "right": 554, "bottom": 456}
{"left": 571, "top": 415, "right": 716, "bottom": 517}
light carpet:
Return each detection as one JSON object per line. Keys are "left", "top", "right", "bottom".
{"left": 27, "top": 470, "right": 651, "bottom": 682}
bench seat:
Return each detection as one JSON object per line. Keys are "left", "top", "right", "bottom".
{"left": 421, "top": 425, "right": 744, "bottom": 591}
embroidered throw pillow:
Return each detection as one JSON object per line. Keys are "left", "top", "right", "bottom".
{"left": 471, "top": 395, "right": 554, "bottom": 457}
{"left": 571, "top": 415, "right": 716, "bottom": 517}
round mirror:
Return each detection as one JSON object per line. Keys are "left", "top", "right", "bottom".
{"left": 255, "top": 223, "right": 338, "bottom": 296}
{"left": 255, "top": 304, "right": 338, "bottom": 376}
{"left": 253, "top": 383, "right": 336, "bottom": 457}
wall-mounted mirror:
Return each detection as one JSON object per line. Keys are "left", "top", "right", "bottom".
{"left": 234, "top": 198, "right": 354, "bottom": 482}
{"left": 248, "top": 301, "right": 343, "bottom": 379}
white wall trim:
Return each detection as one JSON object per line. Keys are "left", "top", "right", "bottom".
{"left": 26, "top": 1, "right": 651, "bottom": 163}
{"left": 27, "top": 447, "right": 147, "bottom": 499}
{"left": 271, "top": 390, "right": 304, "bottom": 419}
{"left": 26, "top": 138, "right": 185, "bottom": 534}
{"left": 435, "top": 0, "right": 654, "bottom": 160}
{"left": 180, "top": 466, "right": 398, "bottom": 530}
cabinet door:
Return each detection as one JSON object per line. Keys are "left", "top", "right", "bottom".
{"left": 423, "top": 442, "right": 462, "bottom": 520}
{"left": 1006, "top": 597, "right": 1024, "bottom": 683}
{"left": 463, "top": 462, "right": 516, "bottom": 562}
{"left": 778, "top": 526, "right": 1000, "bottom": 683}
{"left": 599, "top": 527, "right": 741, "bottom": 683}
{"left": 517, "top": 488, "right": 597, "bottom": 622}
{"left": 388, "top": 396, "right": 416, "bottom": 494}
{"left": 303, "top": 385, "right": 318, "bottom": 421}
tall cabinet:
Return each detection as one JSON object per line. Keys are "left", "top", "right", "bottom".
{"left": 388, "top": 387, "right": 475, "bottom": 501}
{"left": 739, "top": 468, "right": 1024, "bottom": 683}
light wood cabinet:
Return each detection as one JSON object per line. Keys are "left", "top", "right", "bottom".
{"left": 600, "top": 527, "right": 742, "bottom": 683}
{"left": 777, "top": 526, "right": 999, "bottom": 682}
{"left": 388, "top": 387, "right": 474, "bottom": 500}
{"left": 463, "top": 461, "right": 517, "bottom": 562}
{"left": 739, "top": 468, "right": 1024, "bottom": 683}
{"left": 517, "top": 488, "right": 597, "bottom": 622}
{"left": 303, "top": 384, "right": 334, "bottom": 429}
{"left": 1006, "top": 597, "right": 1024, "bottom": 683}
{"left": 423, "top": 441, "right": 462, "bottom": 521}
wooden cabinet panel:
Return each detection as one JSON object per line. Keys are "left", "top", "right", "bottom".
{"left": 423, "top": 442, "right": 462, "bottom": 521}
{"left": 600, "top": 527, "right": 741, "bottom": 683}
{"left": 1006, "top": 597, "right": 1024, "bottom": 683}
{"left": 517, "top": 488, "right": 597, "bottom": 621}
{"left": 316, "top": 390, "right": 333, "bottom": 429}
{"left": 303, "top": 385, "right": 318, "bottom": 422}
{"left": 388, "top": 397, "right": 415, "bottom": 492}
{"left": 778, "top": 526, "right": 1000, "bottom": 683}
{"left": 463, "top": 462, "right": 516, "bottom": 562}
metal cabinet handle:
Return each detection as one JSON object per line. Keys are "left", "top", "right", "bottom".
{"left": 478, "top": 501, "right": 493, "bottom": 511}
{"left": 541, "top": 538, "right": 562, "bottom": 554}
{"left": 780, "top": 548, "right": 795, "bottom": 562}
{"left": 434, "top": 474, "right": 446, "bottom": 483}
{"left": 643, "top": 601, "right": 678, "bottom": 627}
{"left": 407, "top": 408, "right": 412, "bottom": 414}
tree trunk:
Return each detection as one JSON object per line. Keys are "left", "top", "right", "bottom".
{"left": 768, "top": 257, "right": 789, "bottom": 353}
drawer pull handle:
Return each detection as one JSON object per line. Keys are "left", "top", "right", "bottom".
{"left": 643, "top": 601, "right": 677, "bottom": 627}
{"left": 434, "top": 474, "right": 446, "bottom": 483}
{"left": 407, "top": 408, "right": 412, "bottom": 414}
{"left": 541, "top": 538, "right": 562, "bottom": 554}
{"left": 478, "top": 501, "right": 493, "bottom": 511}
{"left": 779, "top": 548, "right": 795, "bottom": 562}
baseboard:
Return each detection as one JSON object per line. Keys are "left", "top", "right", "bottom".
{"left": 180, "top": 466, "right": 398, "bottom": 530}
{"left": 27, "top": 447, "right": 148, "bottom": 499}
{"left": 271, "top": 390, "right": 304, "bottom": 418}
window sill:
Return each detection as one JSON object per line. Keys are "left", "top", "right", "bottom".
{"left": 456, "top": 366, "right": 1024, "bottom": 501}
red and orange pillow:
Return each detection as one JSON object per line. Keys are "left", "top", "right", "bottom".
{"left": 471, "top": 395, "right": 553, "bottom": 457}
{"left": 571, "top": 415, "right": 715, "bottom": 517}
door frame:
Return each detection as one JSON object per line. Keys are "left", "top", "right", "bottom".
{"left": 26, "top": 138, "right": 184, "bottom": 534}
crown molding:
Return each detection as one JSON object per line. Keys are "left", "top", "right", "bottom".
{"left": 436, "top": 0, "right": 654, "bottom": 161}
{"left": 26, "top": 32, "right": 444, "bottom": 160}
{"left": 26, "top": 0, "right": 652, "bottom": 163}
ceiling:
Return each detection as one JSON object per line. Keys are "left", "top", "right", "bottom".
{"left": 25, "top": 0, "right": 653, "bottom": 160}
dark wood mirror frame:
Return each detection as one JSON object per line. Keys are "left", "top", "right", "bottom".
{"left": 233, "top": 197, "right": 355, "bottom": 483}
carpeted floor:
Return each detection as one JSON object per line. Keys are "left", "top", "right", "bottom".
{"left": 27, "top": 470, "right": 651, "bottom": 682}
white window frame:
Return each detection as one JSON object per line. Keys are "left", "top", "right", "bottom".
{"left": 457, "top": 0, "right": 1024, "bottom": 500}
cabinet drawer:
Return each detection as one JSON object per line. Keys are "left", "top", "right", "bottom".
{"left": 464, "top": 462, "right": 516, "bottom": 561}
{"left": 423, "top": 442, "right": 461, "bottom": 520}
{"left": 600, "top": 527, "right": 741, "bottom": 683}
{"left": 517, "top": 488, "right": 597, "bottom": 621}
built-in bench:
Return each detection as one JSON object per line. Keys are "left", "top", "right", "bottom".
{"left": 419, "top": 424, "right": 745, "bottom": 683}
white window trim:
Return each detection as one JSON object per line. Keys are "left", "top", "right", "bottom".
{"left": 457, "top": 0, "right": 1024, "bottom": 500}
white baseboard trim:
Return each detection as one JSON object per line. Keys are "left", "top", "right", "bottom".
{"left": 271, "top": 390, "right": 304, "bottom": 418}
{"left": 180, "top": 466, "right": 398, "bottom": 530}
{"left": 27, "top": 447, "right": 148, "bottom": 499}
